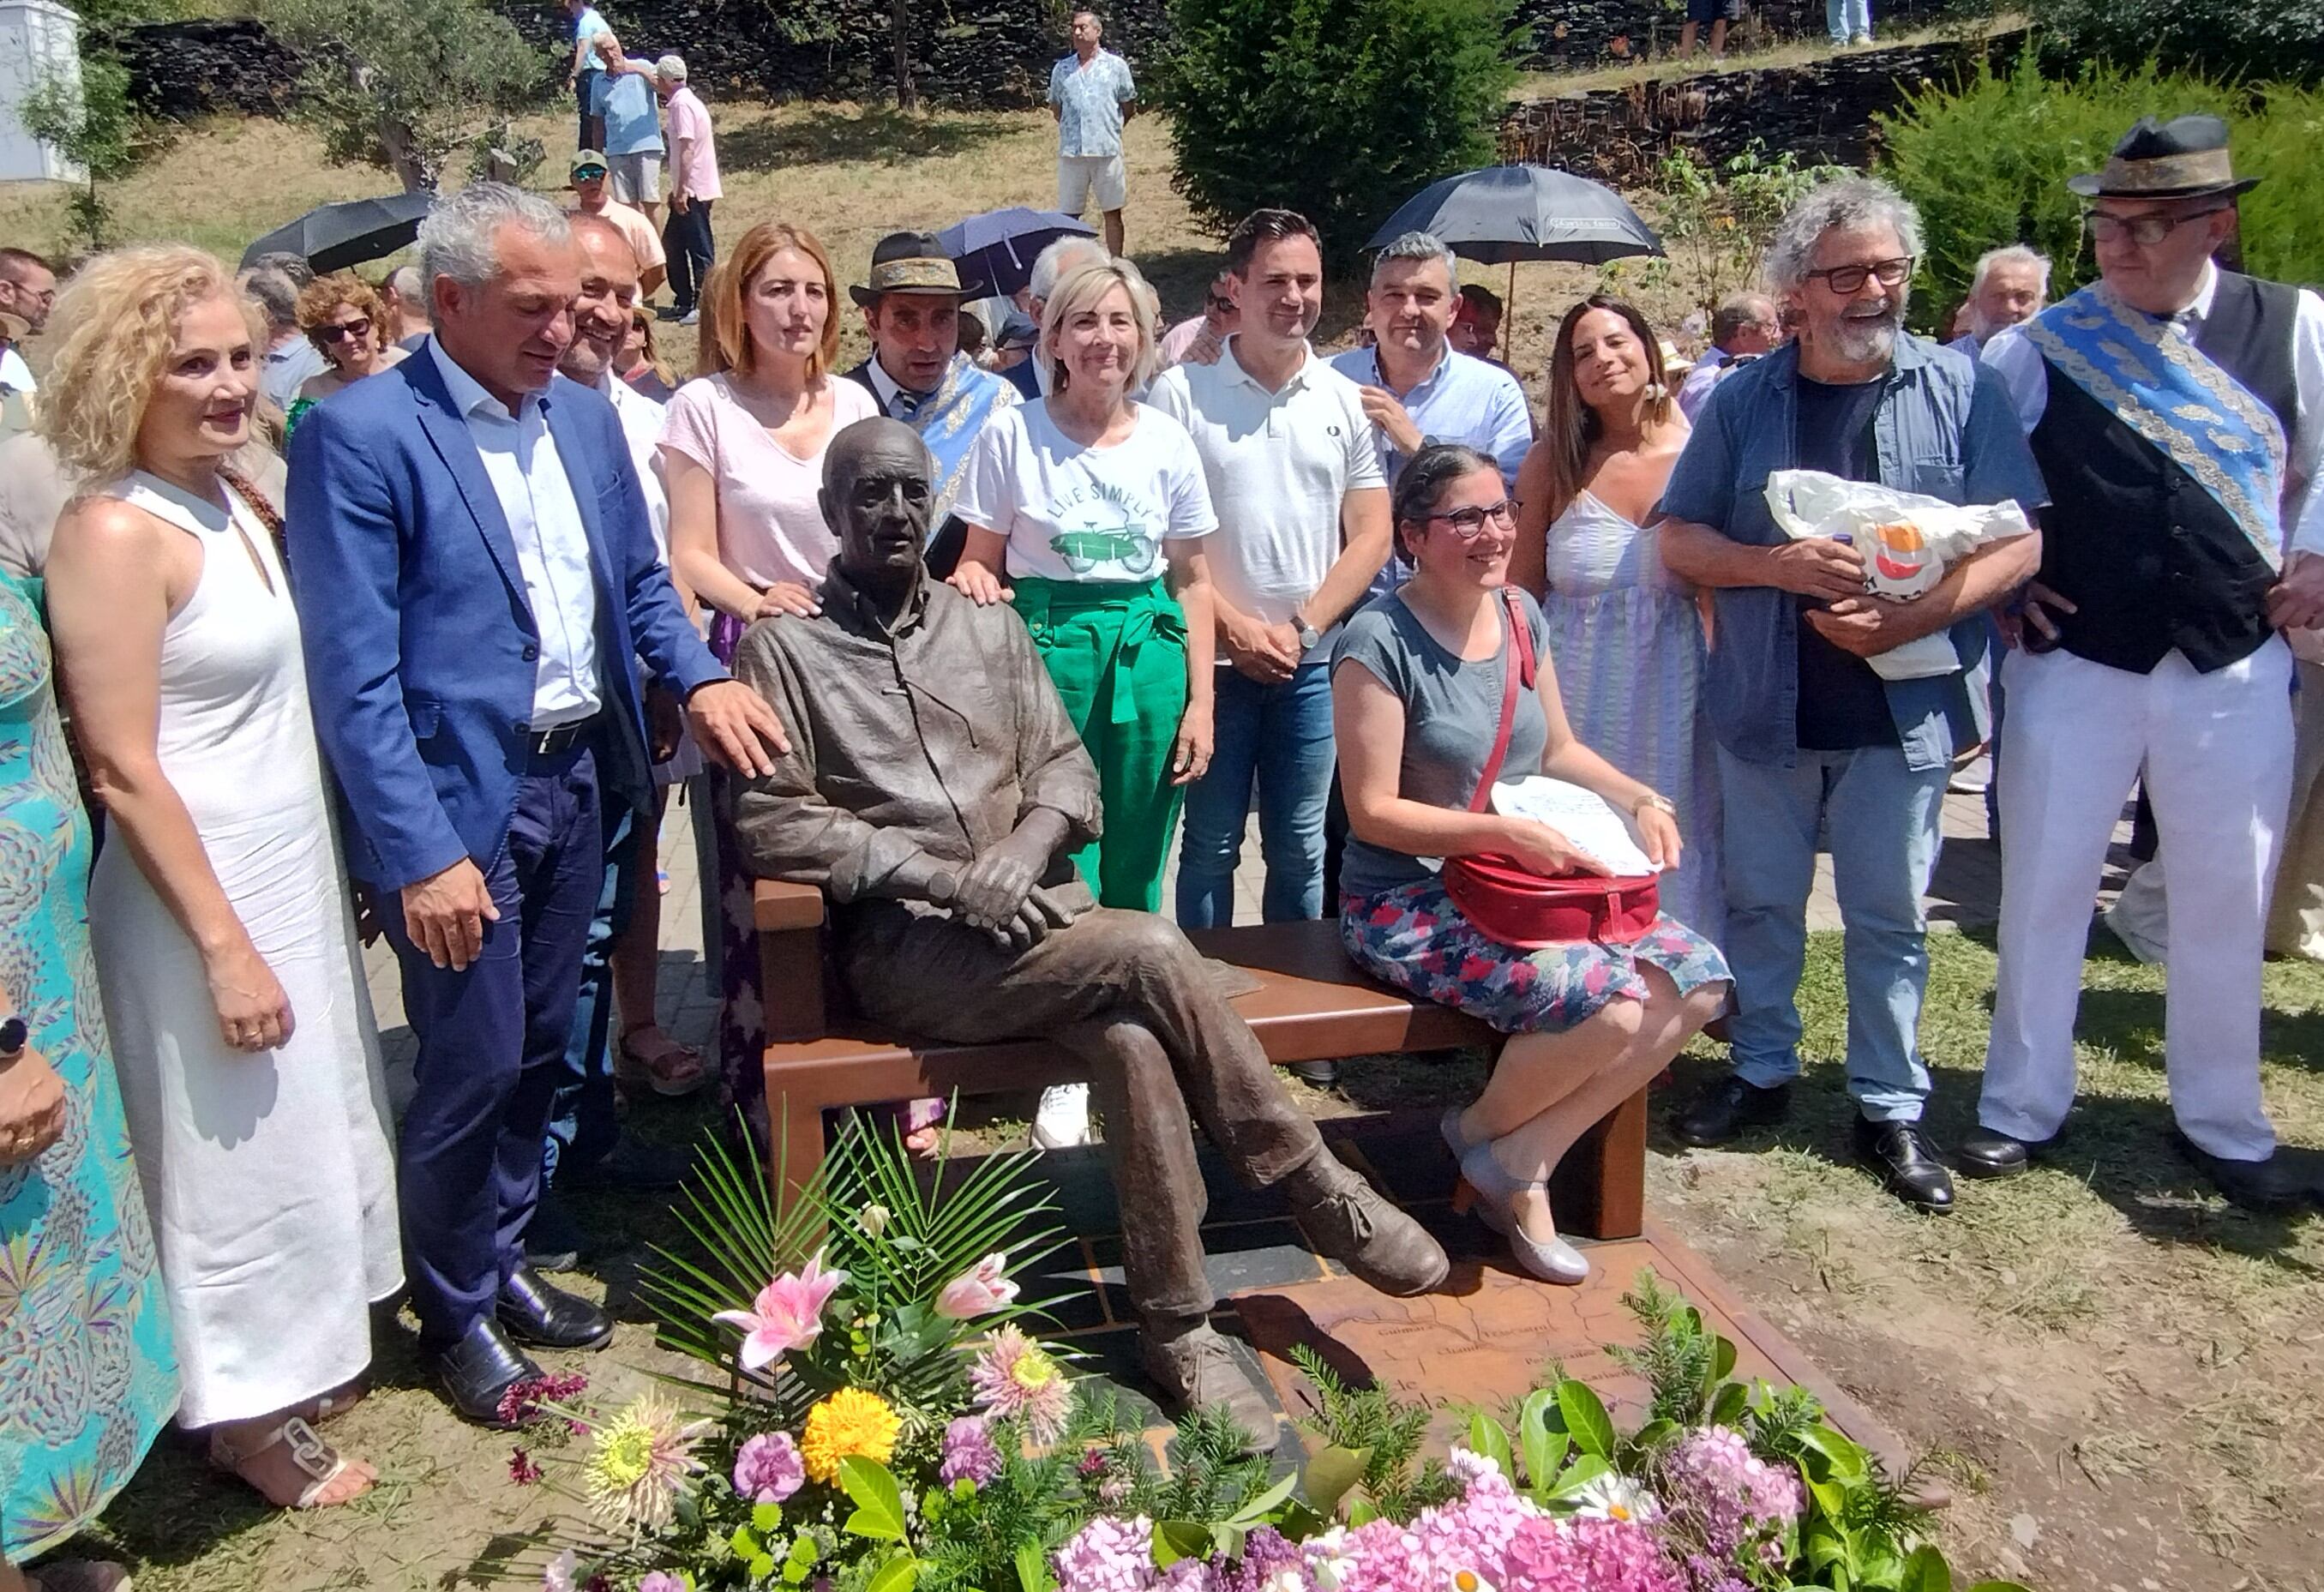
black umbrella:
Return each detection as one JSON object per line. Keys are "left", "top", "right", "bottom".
{"left": 936, "top": 207, "right": 1097, "bottom": 301}
{"left": 240, "top": 191, "right": 436, "bottom": 276}
{"left": 1366, "top": 164, "right": 1663, "bottom": 359}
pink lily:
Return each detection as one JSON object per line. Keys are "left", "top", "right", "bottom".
{"left": 712, "top": 1247, "right": 848, "bottom": 1371}
{"left": 934, "top": 1252, "right": 1019, "bottom": 1319}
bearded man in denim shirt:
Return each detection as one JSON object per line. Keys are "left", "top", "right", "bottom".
{"left": 1657, "top": 177, "right": 2048, "bottom": 1214}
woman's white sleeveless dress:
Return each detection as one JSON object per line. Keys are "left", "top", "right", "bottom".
{"left": 87, "top": 470, "right": 400, "bottom": 1427}
{"left": 1538, "top": 490, "right": 1725, "bottom": 949}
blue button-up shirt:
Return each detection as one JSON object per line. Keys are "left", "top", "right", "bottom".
{"left": 1329, "top": 343, "right": 1535, "bottom": 598}
{"left": 1660, "top": 333, "right": 2048, "bottom": 771}
{"left": 1048, "top": 49, "right": 1137, "bottom": 158}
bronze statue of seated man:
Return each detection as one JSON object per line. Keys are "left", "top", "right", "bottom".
{"left": 730, "top": 417, "right": 1449, "bottom": 1430}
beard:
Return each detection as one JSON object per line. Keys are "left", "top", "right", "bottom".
{"left": 1829, "top": 293, "right": 1906, "bottom": 364}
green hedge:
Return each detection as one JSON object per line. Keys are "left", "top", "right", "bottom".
{"left": 2030, "top": 0, "right": 2324, "bottom": 89}
{"left": 1878, "top": 52, "right": 2324, "bottom": 324}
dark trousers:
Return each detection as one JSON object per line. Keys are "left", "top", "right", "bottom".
{"left": 387, "top": 736, "right": 606, "bottom": 1343}
{"left": 664, "top": 198, "right": 715, "bottom": 312}
{"left": 543, "top": 800, "right": 642, "bottom": 1186}
{"left": 575, "top": 69, "right": 605, "bottom": 153}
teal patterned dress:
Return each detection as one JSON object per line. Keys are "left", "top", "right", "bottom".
{"left": 0, "top": 568, "right": 177, "bottom": 1559}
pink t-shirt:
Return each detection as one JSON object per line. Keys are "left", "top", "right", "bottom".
{"left": 657, "top": 373, "right": 880, "bottom": 592}
{"left": 665, "top": 86, "right": 722, "bottom": 201}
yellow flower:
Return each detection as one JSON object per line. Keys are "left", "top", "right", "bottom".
{"left": 800, "top": 1386, "right": 901, "bottom": 1483}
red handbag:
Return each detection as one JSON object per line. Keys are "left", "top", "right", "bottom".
{"left": 1439, "top": 589, "right": 1662, "bottom": 948}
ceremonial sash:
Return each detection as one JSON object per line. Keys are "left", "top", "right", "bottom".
{"left": 2025, "top": 283, "right": 2287, "bottom": 570}
{"left": 911, "top": 352, "right": 1019, "bottom": 533}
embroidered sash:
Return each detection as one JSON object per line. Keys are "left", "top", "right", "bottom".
{"left": 911, "top": 351, "right": 1019, "bottom": 532}
{"left": 2025, "top": 283, "right": 2286, "bottom": 570}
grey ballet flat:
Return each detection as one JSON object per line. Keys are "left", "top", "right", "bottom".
{"left": 1456, "top": 1140, "right": 1590, "bottom": 1285}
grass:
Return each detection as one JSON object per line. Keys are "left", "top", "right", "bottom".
{"left": 1506, "top": 15, "right": 2024, "bottom": 99}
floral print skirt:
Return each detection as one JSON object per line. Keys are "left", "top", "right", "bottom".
{"left": 1340, "top": 877, "right": 1730, "bottom": 1036}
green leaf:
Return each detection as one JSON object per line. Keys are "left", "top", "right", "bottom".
{"left": 1556, "top": 1380, "right": 1617, "bottom": 1461}
{"left": 839, "top": 1456, "right": 909, "bottom": 1541}
{"left": 1519, "top": 1390, "right": 1569, "bottom": 1493}
{"left": 1152, "top": 1520, "right": 1213, "bottom": 1567}
{"left": 1274, "top": 1500, "right": 1330, "bottom": 1542}
{"left": 1466, "top": 1409, "right": 1514, "bottom": 1477}
{"left": 1547, "top": 1453, "right": 1612, "bottom": 1497}
{"left": 865, "top": 1553, "right": 920, "bottom": 1592}
{"left": 1710, "top": 1333, "right": 1738, "bottom": 1382}
{"left": 1708, "top": 1379, "right": 1749, "bottom": 1428}
{"left": 1014, "top": 1541, "right": 1056, "bottom": 1592}
{"left": 1900, "top": 1545, "right": 1954, "bottom": 1592}
{"left": 1347, "top": 1497, "right": 1381, "bottom": 1528}
{"left": 1799, "top": 1423, "right": 1872, "bottom": 1484}
{"left": 1303, "top": 1445, "right": 1372, "bottom": 1514}
{"left": 1228, "top": 1469, "right": 1301, "bottom": 1527}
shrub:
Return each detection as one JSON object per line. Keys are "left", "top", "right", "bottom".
{"left": 1150, "top": 0, "right": 1523, "bottom": 261}
{"left": 2030, "top": 0, "right": 2324, "bottom": 89}
{"left": 1878, "top": 51, "right": 2324, "bottom": 326}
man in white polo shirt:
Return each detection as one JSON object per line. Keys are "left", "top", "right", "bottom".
{"left": 1150, "top": 207, "right": 1390, "bottom": 934}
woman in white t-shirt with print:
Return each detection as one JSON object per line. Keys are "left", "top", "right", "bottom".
{"left": 954, "top": 257, "right": 1218, "bottom": 919}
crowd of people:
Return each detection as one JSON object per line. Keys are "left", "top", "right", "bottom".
{"left": 0, "top": 19, "right": 2320, "bottom": 1580}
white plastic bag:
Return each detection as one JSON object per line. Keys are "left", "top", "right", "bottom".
{"left": 1763, "top": 470, "right": 2034, "bottom": 680}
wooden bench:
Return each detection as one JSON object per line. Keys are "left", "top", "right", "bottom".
{"left": 754, "top": 878, "right": 1648, "bottom": 1242}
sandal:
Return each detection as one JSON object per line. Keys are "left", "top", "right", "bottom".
{"left": 615, "top": 1026, "right": 709, "bottom": 1098}
{"left": 27, "top": 1564, "right": 132, "bottom": 1592}
{"left": 207, "top": 1415, "right": 374, "bottom": 1509}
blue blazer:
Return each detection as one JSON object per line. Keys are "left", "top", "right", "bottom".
{"left": 285, "top": 350, "right": 724, "bottom": 892}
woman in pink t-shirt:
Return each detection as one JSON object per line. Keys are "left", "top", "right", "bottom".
{"left": 657, "top": 220, "right": 876, "bottom": 1138}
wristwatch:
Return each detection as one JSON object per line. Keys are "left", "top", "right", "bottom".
{"left": 926, "top": 868, "right": 958, "bottom": 907}
{"left": 1631, "top": 791, "right": 1678, "bottom": 820}
{"left": 1294, "top": 614, "right": 1322, "bottom": 652}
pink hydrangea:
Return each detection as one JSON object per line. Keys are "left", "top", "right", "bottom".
{"left": 1504, "top": 1515, "right": 1690, "bottom": 1591}
{"left": 637, "top": 1576, "right": 688, "bottom": 1592}
{"left": 1053, "top": 1515, "right": 1160, "bottom": 1591}
{"left": 940, "top": 1415, "right": 1004, "bottom": 1487}
{"left": 1661, "top": 1426, "right": 1804, "bottom": 1575}
{"left": 731, "top": 1430, "right": 805, "bottom": 1505}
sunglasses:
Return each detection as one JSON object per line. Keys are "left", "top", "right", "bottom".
{"left": 1803, "top": 257, "right": 1913, "bottom": 294}
{"left": 1421, "top": 500, "right": 1519, "bottom": 538}
{"left": 2085, "top": 207, "right": 2228, "bottom": 246}
{"left": 314, "top": 316, "right": 373, "bottom": 345}
{"left": 573, "top": 167, "right": 607, "bottom": 182}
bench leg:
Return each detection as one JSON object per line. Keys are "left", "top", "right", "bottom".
{"left": 1550, "top": 1085, "right": 1648, "bottom": 1242}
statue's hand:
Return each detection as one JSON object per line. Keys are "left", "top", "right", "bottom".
{"left": 952, "top": 832, "right": 1046, "bottom": 940}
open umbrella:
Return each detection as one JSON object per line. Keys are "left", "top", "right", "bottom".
{"left": 240, "top": 191, "right": 435, "bottom": 276}
{"left": 937, "top": 207, "right": 1097, "bottom": 301}
{"left": 1366, "top": 164, "right": 1663, "bottom": 360}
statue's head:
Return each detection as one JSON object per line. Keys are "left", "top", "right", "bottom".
{"left": 820, "top": 417, "right": 936, "bottom": 588}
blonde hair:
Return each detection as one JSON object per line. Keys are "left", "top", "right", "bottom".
{"left": 702, "top": 221, "right": 842, "bottom": 381}
{"left": 1041, "top": 257, "right": 1161, "bottom": 395}
{"left": 39, "top": 244, "right": 266, "bottom": 482}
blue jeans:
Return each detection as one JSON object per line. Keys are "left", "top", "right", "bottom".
{"left": 1175, "top": 663, "right": 1336, "bottom": 928}
{"left": 543, "top": 801, "right": 640, "bottom": 1188}
{"left": 1717, "top": 744, "right": 1943, "bottom": 1122}
{"left": 1827, "top": 0, "right": 1871, "bottom": 40}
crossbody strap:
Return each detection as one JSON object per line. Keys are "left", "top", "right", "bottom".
{"left": 1466, "top": 587, "right": 1536, "bottom": 814}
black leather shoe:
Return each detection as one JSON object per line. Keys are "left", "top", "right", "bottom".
{"left": 2172, "top": 1131, "right": 2311, "bottom": 1213}
{"left": 1288, "top": 1060, "right": 1341, "bottom": 1088}
{"left": 1854, "top": 1118, "right": 1955, "bottom": 1213}
{"left": 497, "top": 1264, "right": 616, "bottom": 1349}
{"left": 1671, "top": 1076, "right": 1791, "bottom": 1147}
{"left": 1957, "top": 1126, "right": 2053, "bottom": 1180}
{"left": 432, "top": 1318, "right": 541, "bottom": 1427}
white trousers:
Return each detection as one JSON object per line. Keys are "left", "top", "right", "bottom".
{"left": 1982, "top": 638, "right": 2294, "bottom": 1161}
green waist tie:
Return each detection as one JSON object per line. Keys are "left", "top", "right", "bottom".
{"left": 1010, "top": 575, "right": 1186, "bottom": 727}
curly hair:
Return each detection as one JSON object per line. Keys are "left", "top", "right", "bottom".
{"left": 37, "top": 244, "right": 266, "bottom": 483}
{"left": 297, "top": 273, "right": 386, "bottom": 342}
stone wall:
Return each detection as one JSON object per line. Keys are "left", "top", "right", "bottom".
{"left": 1498, "top": 27, "right": 2020, "bottom": 183}
{"left": 114, "top": 0, "right": 1990, "bottom": 118}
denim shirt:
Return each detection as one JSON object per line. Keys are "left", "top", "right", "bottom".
{"left": 1660, "top": 333, "right": 2048, "bottom": 772}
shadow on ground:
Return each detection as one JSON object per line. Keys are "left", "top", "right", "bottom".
{"left": 717, "top": 103, "right": 1016, "bottom": 171}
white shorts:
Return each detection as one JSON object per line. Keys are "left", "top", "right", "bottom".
{"left": 610, "top": 152, "right": 661, "bottom": 205}
{"left": 1058, "top": 153, "right": 1127, "bottom": 216}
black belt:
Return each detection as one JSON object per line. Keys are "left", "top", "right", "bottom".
{"left": 523, "top": 712, "right": 601, "bottom": 758}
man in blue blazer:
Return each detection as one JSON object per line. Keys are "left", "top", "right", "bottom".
{"left": 286, "top": 183, "right": 784, "bottom": 1423}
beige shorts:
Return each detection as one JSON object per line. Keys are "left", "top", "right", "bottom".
{"left": 610, "top": 151, "right": 661, "bottom": 205}
{"left": 1058, "top": 153, "right": 1127, "bottom": 216}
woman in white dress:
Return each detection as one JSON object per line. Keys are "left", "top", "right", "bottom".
{"left": 39, "top": 246, "right": 399, "bottom": 1511}
{"left": 1510, "top": 295, "right": 1723, "bottom": 946}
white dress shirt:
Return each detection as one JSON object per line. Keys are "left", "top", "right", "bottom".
{"left": 0, "top": 344, "right": 34, "bottom": 394}
{"left": 1982, "top": 263, "right": 2324, "bottom": 556}
{"left": 598, "top": 369, "right": 670, "bottom": 556}
{"left": 862, "top": 355, "right": 928, "bottom": 420}
{"left": 428, "top": 339, "right": 602, "bottom": 726}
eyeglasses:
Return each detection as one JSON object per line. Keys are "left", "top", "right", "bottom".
{"left": 2085, "top": 207, "right": 2228, "bottom": 246}
{"left": 314, "top": 316, "right": 373, "bottom": 345}
{"left": 1422, "top": 500, "right": 1519, "bottom": 538}
{"left": 1803, "top": 257, "right": 1913, "bottom": 294}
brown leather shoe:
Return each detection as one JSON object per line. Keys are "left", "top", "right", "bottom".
{"left": 1283, "top": 1151, "right": 1450, "bottom": 1296}
{"left": 1142, "top": 1324, "right": 1276, "bottom": 1446}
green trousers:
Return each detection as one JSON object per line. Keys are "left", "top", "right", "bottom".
{"left": 1012, "top": 575, "right": 1189, "bottom": 912}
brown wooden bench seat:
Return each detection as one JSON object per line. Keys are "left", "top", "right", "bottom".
{"left": 754, "top": 877, "right": 1647, "bottom": 1242}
